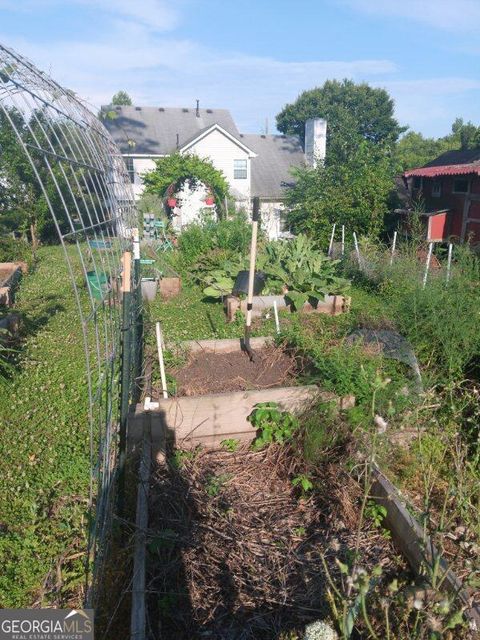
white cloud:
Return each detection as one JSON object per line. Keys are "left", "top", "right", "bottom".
{"left": 0, "top": 0, "right": 179, "bottom": 30}
{"left": 341, "top": 0, "right": 480, "bottom": 32}
{"left": 1, "top": 19, "right": 398, "bottom": 132}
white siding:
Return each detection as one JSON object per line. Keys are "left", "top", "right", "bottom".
{"left": 131, "top": 157, "right": 158, "bottom": 198}
{"left": 186, "top": 129, "right": 251, "bottom": 201}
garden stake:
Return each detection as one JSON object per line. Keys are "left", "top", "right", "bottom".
{"left": 390, "top": 230, "right": 397, "bottom": 265}
{"left": 328, "top": 223, "right": 336, "bottom": 257}
{"left": 353, "top": 231, "right": 361, "bottom": 265}
{"left": 245, "top": 197, "right": 260, "bottom": 361}
{"left": 446, "top": 242, "right": 453, "bottom": 283}
{"left": 422, "top": 242, "right": 434, "bottom": 289}
{"left": 273, "top": 300, "right": 280, "bottom": 334}
{"left": 156, "top": 322, "right": 168, "bottom": 399}
{"left": 341, "top": 224, "right": 345, "bottom": 256}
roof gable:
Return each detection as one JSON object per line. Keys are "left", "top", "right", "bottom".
{"left": 179, "top": 123, "right": 256, "bottom": 156}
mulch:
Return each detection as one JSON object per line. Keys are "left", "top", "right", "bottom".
{"left": 146, "top": 444, "right": 407, "bottom": 639}
{"left": 171, "top": 345, "right": 298, "bottom": 396}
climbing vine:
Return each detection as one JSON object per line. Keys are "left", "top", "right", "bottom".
{"left": 142, "top": 153, "right": 230, "bottom": 207}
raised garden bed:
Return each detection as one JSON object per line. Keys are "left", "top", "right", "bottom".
{"left": 145, "top": 443, "right": 407, "bottom": 640}
{"left": 0, "top": 261, "right": 25, "bottom": 307}
{"left": 224, "top": 294, "right": 351, "bottom": 322}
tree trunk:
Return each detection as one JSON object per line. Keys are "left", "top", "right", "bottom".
{"left": 30, "top": 221, "right": 39, "bottom": 257}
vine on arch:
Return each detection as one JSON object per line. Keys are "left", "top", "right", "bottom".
{"left": 142, "top": 153, "right": 230, "bottom": 211}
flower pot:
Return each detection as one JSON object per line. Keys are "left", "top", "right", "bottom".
{"left": 141, "top": 278, "right": 158, "bottom": 302}
{"left": 167, "top": 198, "right": 177, "bottom": 208}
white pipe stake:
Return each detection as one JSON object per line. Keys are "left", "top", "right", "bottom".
{"left": 446, "top": 242, "right": 453, "bottom": 283}
{"left": 273, "top": 300, "right": 280, "bottom": 334}
{"left": 353, "top": 232, "right": 361, "bottom": 265}
{"left": 328, "top": 223, "right": 336, "bottom": 257}
{"left": 422, "top": 242, "right": 434, "bottom": 289}
{"left": 155, "top": 322, "right": 168, "bottom": 399}
{"left": 390, "top": 230, "right": 397, "bottom": 265}
{"left": 341, "top": 225, "right": 345, "bottom": 256}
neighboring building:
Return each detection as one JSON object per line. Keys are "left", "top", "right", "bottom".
{"left": 402, "top": 148, "right": 480, "bottom": 245}
{"left": 102, "top": 103, "right": 325, "bottom": 238}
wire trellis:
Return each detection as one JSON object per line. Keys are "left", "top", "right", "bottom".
{"left": 0, "top": 42, "right": 140, "bottom": 604}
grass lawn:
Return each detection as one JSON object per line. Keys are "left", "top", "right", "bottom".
{"left": 0, "top": 245, "right": 91, "bottom": 607}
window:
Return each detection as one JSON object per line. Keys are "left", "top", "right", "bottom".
{"left": 453, "top": 178, "right": 470, "bottom": 194}
{"left": 432, "top": 179, "right": 441, "bottom": 197}
{"left": 234, "top": 159, "right": 247, "bottom": 179}
{"left": 412, "top": 176, "right": 422, "bottom": 190}
{"left": 125, "top": 157, "right": 135, "bottom": 184}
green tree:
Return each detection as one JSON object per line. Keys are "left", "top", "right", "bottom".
{"left": 286, "top": 141, "right": 395, "bottom": 246}
{"left": 110, "top": 90, "right": 132, "bottom": 106}
{"left": 142, "top": 153, "right": 229, "bottom": 208}
{"left": 0, "top": 106, "right": 82, "bottom": 251}
{"left": 397, "top": 118, "right": 480, "bottom": 171}
{"left": 276, "top": 79, "right": 405, "bottom": 163}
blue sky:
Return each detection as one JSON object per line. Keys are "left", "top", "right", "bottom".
{"left": 1, "top": 0, "right": 480, "bottom": 137}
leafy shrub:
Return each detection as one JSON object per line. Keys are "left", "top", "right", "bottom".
{"left": 261, "top": 234, "right": 350, "bottom": 308}
{"left": 178, "top": 213, "right": 252, "bottom": 267}
{"left": 0, "top": 236, "right": 32, "bottom": 264}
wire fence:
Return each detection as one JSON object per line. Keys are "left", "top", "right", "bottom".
{"left": 0, "top": 42, "right": 142, "bottom": 604}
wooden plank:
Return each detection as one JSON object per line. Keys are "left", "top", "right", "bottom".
{"left": 122, "top": 251, "right": 132, "bottom": 293}
{"left": 179, "top": 336, "right": 273, "bottom": 354}
{"left": 152, "top": 385, "right": 322, "bottom": 448}
{"left": 371, "top": 465, "right": 480, "bottom": 631}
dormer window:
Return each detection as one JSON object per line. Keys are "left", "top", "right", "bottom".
{"left": 234, "top": 159, "right": 247, "bottom": 179}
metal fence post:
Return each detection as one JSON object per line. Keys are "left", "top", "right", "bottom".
{"left": 118, "top": 251, "right": 132, "bottom": 515}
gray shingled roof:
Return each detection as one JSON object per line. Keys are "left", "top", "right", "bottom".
{"left": 240, "top": 134, "right": 305, "bottom": 199}
{"left": 102, "top": 105, "right": 240, "bottom": 155}
{"left": 425, "top": 147, "right": 480, "bottom": 167}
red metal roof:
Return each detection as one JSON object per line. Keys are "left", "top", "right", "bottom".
{"left": 404, "top": 163, "right": 480, "bottom": 178}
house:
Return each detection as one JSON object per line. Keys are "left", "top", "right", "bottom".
{"left": 402, "top": 148, "right": 480, "bottom": 245}
{"left": 102, "top": 103, "right": 326, "bottom": 239}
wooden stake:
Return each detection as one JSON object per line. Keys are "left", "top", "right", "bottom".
{"left": 155, "top": 322, "right": 168, "bottom": 399}
{"left": 121, "top": 251, "right": 132, "bottom": 293}
{"left": 245, "top": 197, "right": 260, "bottom": 360}
{"left": 341, "top": 225, "right": 345, "bottom": 256}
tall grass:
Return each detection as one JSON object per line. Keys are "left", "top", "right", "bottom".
{"left": 346, "top": 239, "right": 480, "bottom": 384}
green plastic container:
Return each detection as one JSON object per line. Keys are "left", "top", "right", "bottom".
{"left": 86, "top": 271, "right": 108, "bottom": 300}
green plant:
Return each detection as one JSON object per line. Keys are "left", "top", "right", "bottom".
{"left": 220, "top": 439, "right": 240, "bottom": 452}
{"left": 262, "top": 235, "right": 350, "bottom": 309}
{"left": 291, "top": 473, "right": 313, "bottom": 493}
{"left": 205, "top": 473, "right": 231, "bottom": 497}
{"left": 364, "top": 500, "right": 387, "bottom": 529}
{"left": 248, "top": 402, "right": 299, "bottom": 450}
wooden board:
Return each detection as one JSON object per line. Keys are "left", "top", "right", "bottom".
{"left": 151, "top": 385, "right": 322, "bottom": 448}
{"left": 371, "top": 465, "right": 480, "bottom": 630}
{"left": 178, "top": 336, "right": 272, "bottom": 354}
